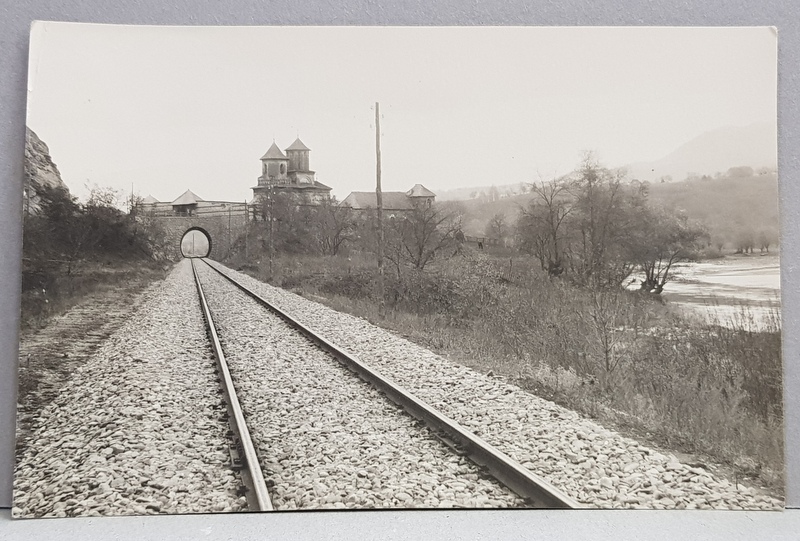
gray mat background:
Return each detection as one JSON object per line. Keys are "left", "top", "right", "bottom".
{"left": 1, "top": 1, "right": 798, "bottom": 538}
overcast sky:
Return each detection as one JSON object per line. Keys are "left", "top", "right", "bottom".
{"left": 26, "top": 24, "right": 776, "bottom": 202}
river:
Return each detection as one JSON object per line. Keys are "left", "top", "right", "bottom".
{"left": 659, "top": 254, "right": 781, "bottom": 331}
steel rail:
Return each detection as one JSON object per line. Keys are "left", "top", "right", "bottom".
{"left": 200, "top": 258, "right": 579, "bottom": 509}
{"left": 190, "top": 259, "right": 274, "bottom": 511}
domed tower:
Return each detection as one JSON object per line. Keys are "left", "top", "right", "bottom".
{"left": 259, "top": 142, "right": 289, "bottom": 183}
{"left": 252, "top": 141, "right": 290, "bottom": 201}
{"left": 285, "top": 138, "right": 315, "bottom": 185}
{"left": 251, "top": 137, "right": 331, "bottom": 205}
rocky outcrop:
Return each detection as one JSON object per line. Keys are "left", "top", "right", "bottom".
{"left": 24, "top": 127, "right": 69, "bottom": 213}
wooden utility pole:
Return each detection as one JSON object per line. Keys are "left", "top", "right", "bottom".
{"left": 244, "top": 199, "right": 249, "bottom": 260}
{"left": 376, "top": 102, "right": 385, "bottom": 318}
{"left": 268, "top": 187, "right": 275, "bottom": 280}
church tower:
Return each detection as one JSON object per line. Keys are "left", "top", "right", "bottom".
{"left": 259, "top": 142, "right": 289, "bottom": 183}
{"left": 251, "top": 137, "right": 331, "bottom": 204}
{"left": 286, "top": 137, "right": 311, "bottom": 173}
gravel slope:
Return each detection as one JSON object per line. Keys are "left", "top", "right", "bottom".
{"left": 16, "top": 273, "right": 158, "bottom": 464}
{"left": 13, "top": 261, "right": 244, "bottom": 518}
{"left": 206, "top": 259, "right": 783, "bottom": 510}
{"left": 196, "top": 262, "right": 526, "bottom": 509}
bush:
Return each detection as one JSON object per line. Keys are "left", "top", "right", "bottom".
{"left": 20, "top": 184, "right": 167, "bottom": 331}
{"left": 385, "top": 271, "right": 462, "bottom": 315}
{"left": 318, "top": 271, "right": 376, "bottom": 300}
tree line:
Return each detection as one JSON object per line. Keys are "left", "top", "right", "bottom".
{"left": 515, "top": 154, "right": 709, "bottom": 292}
{"left": 253, "top": 193, "right": 463, "bottom": 274}
{"left": 23, "top": 184, "right": 163, "bottom": 273}
{"left": 252, "top": 155, "right": 708, "bottom": 293}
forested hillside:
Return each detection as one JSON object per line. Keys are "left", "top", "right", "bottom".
{"left": 456, "top": 168, "right": 779, "bottom": 254}
{"left": 647, "top": 171, "right": 779, "bottom": 252}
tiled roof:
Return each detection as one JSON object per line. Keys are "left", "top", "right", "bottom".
{"left": 286, "top": 138, "right": 310, "bottom": 151}
{"left": 406, "top": 183, "right": 436, "bottom": 197}
{"left": 171, "top": 189, "right": 203, "bottom": 206}
{"left": 261, "top": 142, "right": 288, "bottom": 160}
{"left": 141, "top": 194, "right": 159, "bottom": 204}
{"left": 341, "top": 191, "right": 414, "bottom": 210}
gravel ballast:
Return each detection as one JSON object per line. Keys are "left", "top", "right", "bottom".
{"left": 195, "top": 261, "right": 526, "bottom": 509}
{"left": 206, "top": 259, "right": 783, "bottom": 510}
{"left": 13, "top": 260, "right": 244, "bottom": 518}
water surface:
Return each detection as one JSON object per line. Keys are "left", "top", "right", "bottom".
{"left": 662, "top": 254, "right": 780, "bottom": 330}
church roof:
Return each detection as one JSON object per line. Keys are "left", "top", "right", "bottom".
{"left": 171, "top": 189, "right": 204, "bottom": 206}
{"left": 261, "top": 142, "right": 288, "bottom": 160}
{"left": 278, "top": 181, "right": 331, "bottom": 192}
{"left": 286, "top": 138, "right": 310, "bottom": 151}
{"left": 341, "top": 191, "right": 415, "bottom": 210}
{"left": 141, "top": 194, "right": 159, "bottom": 204}
{"left": 252, "top": 180, "right": 331, "bottom": 193}
{"left": 406, "top": 184, "right": 436, "bottom": 197}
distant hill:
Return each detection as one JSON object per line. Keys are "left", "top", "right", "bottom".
{"left": 433, "top": 182, "right": 529, "bottom": 202}
{"left": 625, "top": 122, "right": 776, "bottom": 182}
{"left": 436, "top": 122, "right": 776, "bottom": 201}
{"left": 434, "top": 122, "right": 778, "bottom": 243}
{"left": 24, "top": 127, "right": 70, "bottom": 213}
{"left": 455, "top": 193, "right": 532, "bottom": 237}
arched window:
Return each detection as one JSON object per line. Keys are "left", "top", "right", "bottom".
{"left": 280, "top": 163, "right": 286, "bottom": 174}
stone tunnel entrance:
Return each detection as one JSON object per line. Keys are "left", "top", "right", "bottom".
{"left": 180, "top": 227, "right": 212, "bottom": 258}
{"left": 145, "top": 208, "right": 249, "bottom": 260}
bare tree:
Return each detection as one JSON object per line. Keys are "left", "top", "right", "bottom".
{"left": 579, "top": 289, "right": 625, "bottom": 386}
{"left": 633, "top": 209, "right": 707, "bottom": 294}
{"left": 258, "top": 192, "right": 318, "bottom": 254}
{"left": 485, "top": 212, "right": 507, "bottom": 242}
{"left": 386, "top": 203, "right": 462, "bottom": 272}
{"left": 131, "top": 201, "right": 172, "bottom": 261}
{"left": 517, "top": 176, "right": 573, "bottom": 276}
{"left": 314, "top": 197, "right": 356, "bottom": 256}
{"left": 517, "top": 154, "right": 700, "bottom": 289}
{"left": 566, "top": 154, "right": 635, "bottom": 287}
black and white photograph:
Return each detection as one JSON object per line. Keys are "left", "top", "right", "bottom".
{"left": 13, "top": 23, "right": 781, "bottom": 517}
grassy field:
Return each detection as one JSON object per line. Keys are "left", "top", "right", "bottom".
{"left": 228, "top": 248, "right": 783, "bottom": 494}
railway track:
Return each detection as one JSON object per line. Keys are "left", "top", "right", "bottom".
{"left": 190, "top": 257, "right": 578, "bottom": 510}
{"left": 14, "top": 259, "right": 782, "bottom": 517}
{"left": 191, "top": 260, "right": 273, "bottom": 511}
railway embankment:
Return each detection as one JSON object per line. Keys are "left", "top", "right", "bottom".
{"left": 196, "top": 261, "right": 528, "bottom": 509}
{"left": 233, "top": 251, "right": 783, "bottom": 496}
{"left": 13, "top": 259, "right": 782, "bottom": 516}
{"left": 208, "top": 260, "right": 783, "bottom": 510}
